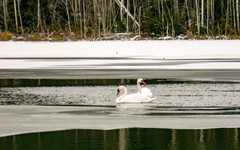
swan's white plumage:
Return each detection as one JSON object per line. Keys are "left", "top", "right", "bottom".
{"left": 116, "top": 86, "right": 155, "bottom": 104}
{"left": 137, "top": 87, "right": 153, "bottom": 97}
{"left": 116, "top": 93, "right": 155, "bottom": 103}
{"left": 136, "top": 78, "right": 153, "bottom": 97}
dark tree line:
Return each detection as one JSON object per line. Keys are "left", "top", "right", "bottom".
{"left": 0, "top": 0, "right": 240, "bottom": 40}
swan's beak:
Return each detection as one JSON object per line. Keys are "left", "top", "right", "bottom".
{"left": 142, "top": 81, "right": 146, "bottom": 85}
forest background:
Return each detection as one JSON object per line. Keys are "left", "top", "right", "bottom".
{"left": 0, "top": 0, "right": 240, "bottom": 41}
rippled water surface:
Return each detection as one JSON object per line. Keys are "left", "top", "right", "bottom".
{"left": 1, "top": 83, "right": 240, "bottom": 107}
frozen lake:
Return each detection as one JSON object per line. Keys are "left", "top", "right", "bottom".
{"left": 1, "top": 40, "right": 240, "bottom": 81}
{"left": 1, "top": 41, "right": 240, "bottom": 149}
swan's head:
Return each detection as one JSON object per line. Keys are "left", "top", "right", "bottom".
{"left": 137, "top": 78, "right": 146, "bottom": 85}
{"left": 117, "top": 86, "right": 125, "bottom": 96}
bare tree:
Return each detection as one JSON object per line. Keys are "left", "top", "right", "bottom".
{"left": 121, "top": 0, "right": 124, "bottom": 21}
{"left": 158, "top": 0, "right": 161, "bottom": 20}
{"left": 3, "top": 0, "right": 8, "bottom": 31}
{"left": 75, "top": 0, "right": 78, "bottom": 23}
{"left": 173, "top": 0, "right": 179, "bottom": 20}
{"left": 207, "top": 0, "right": 209, "bottom": 35}
{"left": 225, "top": 0, "right": 230, "bottom": 35}
{"left": 2, "top": 0, "right": 240, "bottom": 39}
{"left": 196, "top": 0, "right": 200, "bottom": 35}
{"left": 64, "top": 0, "right": 71, "bottom": 32}
{"left": 114, "top": 0, "right": 140, "bottom": 28}
{"left": 211, "top": 0, "right": 214, "bottom": 30}
{"left": 17, "top": 0, "right": 23, "bottom": 34}
{"left": 69, "top": 0, "right": 77, "bottom": 29}
{"left": 102, "top": 0, "right": 106, "bottom": 35}
{"left": 93, "top": 0, "right": 98, "bottom": 34}
{"left": 161, "top": 0, "right": 165, "bottom": 34}
{"left": 126, "top": 0, "right": 129, "bottom": 32}
{"left": 185, "top": 0, "right": 191, "bottom": 33}
{"left": 78, "top": 0, "right": 83, "bottom": 38}
{"left": 233, "top": 0, "right": 236, "bottom": 33}
{"left": 37, "top": 0, "right": 41, "bottom": 31}
{"left": 13, "top": 0, "right": 18, "bottom": 33}
{"left": 50, "top": 0, "right": 59, "bottom": 27}
{"left": 139, "top": 6, "right": 141, "bottom": 35}
{"left": 237, "top": 0, "right": 239, "bottom": 32}
{"left": 201, "top": 0, "right": 204, "bottom": 27}
{"left": 165, "top": 0, "right": 175, "bottom": 36}
{"left": 83, "top": 0, "right": 86, "bottom": 39}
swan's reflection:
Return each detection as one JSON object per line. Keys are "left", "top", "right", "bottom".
{"left": 115, "top": 103, "right": 155, "bottom": 116}
{"left": 119, "top": 128, "right": 129, "bottom": 150}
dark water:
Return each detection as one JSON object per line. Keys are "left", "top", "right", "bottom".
{"left": 0, "top": 128, "right": 239, "bottom": 150}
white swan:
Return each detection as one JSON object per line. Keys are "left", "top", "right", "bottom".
{"left": 116, "top": 86, "right": 155, "bottom": 104}
{"left": 137, "top": 78, "right": 153, "bottom": 97}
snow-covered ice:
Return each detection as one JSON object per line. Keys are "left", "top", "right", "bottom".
{"left": 0, "top": 40, "right": 240, "bottom": 81}
{"left": 1, "top": 40, "right": 240, "bottom": 59}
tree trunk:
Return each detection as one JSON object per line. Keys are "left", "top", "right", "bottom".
{"left": 165, "top": 0, "right": 175, "bottom": 37}
{"left": 17, "top": 0, "right": 23, "bottom": 34}
{"left": 65, "top": 0, "right": 71, "bottom": 32}
{"left": 83, "top": 0, "right": 86, "bottom": 39}
{"left": 211, "top": 0, "right": 214, "bottom": 30}
{"left": 98, "top": 9, "right": 101, "bottom": 38}
{"left": 78, "top": 0, "right": 83, "bottom": 38}
{"left": 139, "top": 6, "right": 141, "bottom": 35}
{"left": 161, "top": 0, "right": 165, "bottom": 34}
{"left": 51, "top": 0, "right": 59, "bottom": 26}
{"left": 233, "top": 0, "right": 236, "bottom": 33}
{"left": 173, "top": 0, "right": 179, "bottom": 20}
{"left": 102, "top": 0, "right": 106, "bottom": 34}
{"left": 69, "top": 0, "right": 76, "bottom": 29}
{"left": 195, "top": 0, "right": 200, "bottom": 35}
{"left": 108, "top": 0, "right": 113, "bottom": 33}
{"left": 158, "top": 0, "right": 161, "bottom": 20}
{"left": 237, "top": 0, "right": 239, "bottom": 32}
{"left": 185, "top": 0, "right": 191, "bottom": 33}
{"left": 121, "top": 0, "right": 124, "bottom": 21}
{"left": 207, "top": 0, "right": 209, "bottom": 35}
{"left": 13, "top": 0, "right": 18, "bottom": 33}
{"left": 93, "top": 0, "right": 97, "bottom": 35}
{"left": 225, "top": 0, "right": 230, "bottom": 35}
{"left": 126, "top": 0, "right": 129, "bottom": 33}
{"left": 114, "top": 0, "right": 139, "bottom": 27}
{"left": 201, "top": 0, "right": 204, "bottom": 27}
{"left": 133, "top": 0, "right": 137, "bottom": 32}
{"left": 74, "top": 0, "right": 78, "bottom": 24}
{"left": 3, "top": 0, "right": 8, "bottom": 31}
{"left": 37, "top": 0, "right": 41, "bottom": 31}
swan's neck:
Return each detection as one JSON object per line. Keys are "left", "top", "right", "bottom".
{"left": 137, "top": 81, "right": 142, "bottom": 94}
{"left": 116, "top": 87, "right": 127, "bottom": 103}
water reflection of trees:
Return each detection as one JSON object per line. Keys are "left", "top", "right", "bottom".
{"left": 0, "top": 128, "right": 239, "bottom": 150}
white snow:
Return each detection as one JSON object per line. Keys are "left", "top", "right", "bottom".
{"left": 0, "top": 40, "right": 240, "bottom": 69}
{"left": 0, "top": 40, "right": 240, "bottom": 59}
